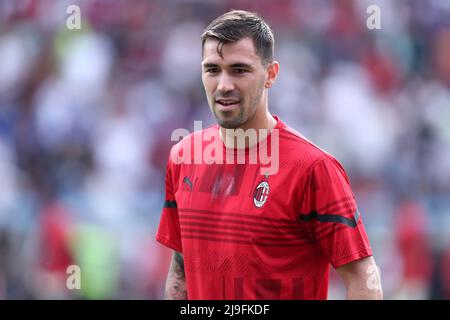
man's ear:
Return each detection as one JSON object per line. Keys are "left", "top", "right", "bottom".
{"left": 265, "top": 61, "right": 279, "bottom": 88}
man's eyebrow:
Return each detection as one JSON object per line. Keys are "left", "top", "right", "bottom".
{"left": 202, "top": 63, "right": 218, "bottom": 68}
{"left": 229, "top": 63, "right": 254, "bottom": 69}
{"left": 202, "top": 62, "right": 254, "bottom": 69}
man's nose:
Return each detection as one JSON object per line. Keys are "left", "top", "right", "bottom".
{"left": 217, "top": 72, "right": 235, "bottom": 92}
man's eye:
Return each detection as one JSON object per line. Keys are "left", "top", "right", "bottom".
{"left": 206, "top": 68, "right": 219, "bottom": 74}
{"left": 233, "top": 68, "right": 248, "bottom": 74}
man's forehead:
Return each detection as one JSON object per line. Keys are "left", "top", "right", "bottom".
{"left": 202, "top": 37, "right": 260, "bottom": 65}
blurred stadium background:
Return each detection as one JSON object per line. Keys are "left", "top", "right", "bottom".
{"left": 0, "top": 0, "right": 449, "bottom": 299}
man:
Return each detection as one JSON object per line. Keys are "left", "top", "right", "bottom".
{"left": 156, "top": 10, "right": 382, "bottom": 300}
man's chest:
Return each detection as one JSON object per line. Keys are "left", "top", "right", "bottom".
{"left": 173, "top": 163, "right": 298, "bottom": 221}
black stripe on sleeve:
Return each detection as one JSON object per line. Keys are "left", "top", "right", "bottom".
{"left": 163, "top": 200, "right": 177, "bottom": 209}
{"left": 298, "top": 209, "right": 360, "bottom": 228}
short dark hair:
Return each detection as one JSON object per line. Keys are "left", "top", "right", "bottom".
{"left": 201, "top": 10, "right": 275, "bottom": 65}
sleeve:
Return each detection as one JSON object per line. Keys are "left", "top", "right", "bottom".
{"left": 298, "top": 155, "right": 372, "bottom": 268}
{"left": 156, "top": 150, "right": 183, "bottom": 253}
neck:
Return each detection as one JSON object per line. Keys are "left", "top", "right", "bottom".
{"left": 219, "top": 110, "right": 277, "bottom": 149}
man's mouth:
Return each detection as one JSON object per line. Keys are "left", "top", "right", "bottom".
{"left": 215, "top": 99, "right": 240, "bottom": 111}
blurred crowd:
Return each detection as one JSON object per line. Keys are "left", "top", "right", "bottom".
{"left": 0, "top": 0, "right": 449, "bottom": 299}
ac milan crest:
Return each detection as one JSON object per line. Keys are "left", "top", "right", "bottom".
{"left": 253, "top": 181, "right": 270, "bottom": 208}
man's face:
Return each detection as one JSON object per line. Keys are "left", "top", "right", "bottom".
{"left": 201, "top": 37, "right": 268, "bottom": 129}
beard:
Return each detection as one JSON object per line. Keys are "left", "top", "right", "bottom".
{"left": 210, "top": 86, "right": 263, "bottom": 129}
{"left": 212, "top": 103, "right": 246, "bottom": 129}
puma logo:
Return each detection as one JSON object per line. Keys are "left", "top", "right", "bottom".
{"left": 182, "top": 176, "right": 193, "bottom": 191}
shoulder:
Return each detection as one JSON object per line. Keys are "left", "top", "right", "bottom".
{"left": 279, "top": 122, "right": 338, "bottom": 170}
{"left": 276, "top": 122, "right": 351, "bottom": 184}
